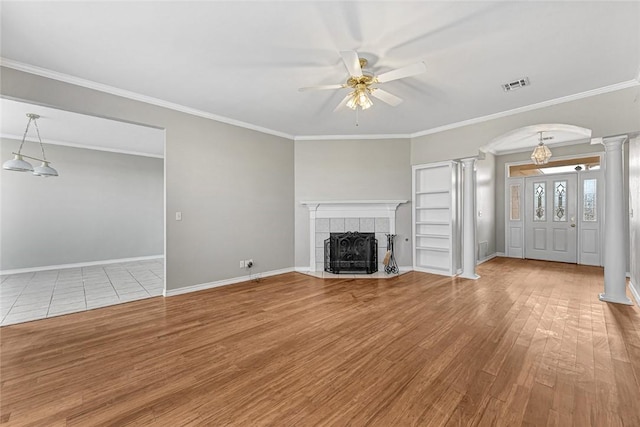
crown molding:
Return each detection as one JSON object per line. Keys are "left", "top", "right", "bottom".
{"left": 410, "top": 79, "right": 640, "bottom": 139}
{"left": 294, "top": 133, "right": 410, "bottom": 141}
{"left": 3, "top": 58, "right": 638, "bottom": 142}
{"left": 0, "top": 58, "right": 295, "bottom": 141}
{"left": 1, "top": 133, "right": 164, "bottom": 159}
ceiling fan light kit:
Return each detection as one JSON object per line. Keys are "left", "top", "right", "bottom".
{"left": 2, "top": 113, "right": 59, "bottom": 177}
{"left": 299, "top": 50, "right": 426, "bottom": 114}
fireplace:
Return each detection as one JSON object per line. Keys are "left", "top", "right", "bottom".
{"left": 324, "top": 232, "right": 377, "bottom": 274}
{"left": 300, "top": 200, "right": 406, "bottom": 272}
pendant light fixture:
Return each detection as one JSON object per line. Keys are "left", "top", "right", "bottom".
{"left": 530, "top": 131, "right": 553, "bottom": 165}
{"left": 3, "top": 113, "right": 58, "bottom": 177}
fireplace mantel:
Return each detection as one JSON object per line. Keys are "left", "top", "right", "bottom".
{"left": 301, "top": 200, "right": 407, "bottom": 218}
{"left": 301, "top": 200, "right": 408, "bottom": 272}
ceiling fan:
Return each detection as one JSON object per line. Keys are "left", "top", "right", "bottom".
{"left": 299, "top": 51, "right": 427, "bottom": 112}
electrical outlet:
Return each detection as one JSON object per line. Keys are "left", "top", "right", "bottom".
{"left": 239, "top": 260, "right": 245, "bottom": 268}
{"left": 246, "top": 259, "right": 253, "bottom": 268}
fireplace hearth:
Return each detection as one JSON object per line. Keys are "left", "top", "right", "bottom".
{"left": 324, "top": 232, "right": 377, "bottom": 274}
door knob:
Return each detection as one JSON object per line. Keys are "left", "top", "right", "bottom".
{"left": 570, "top": 223, "right": 576, "bottom": 228}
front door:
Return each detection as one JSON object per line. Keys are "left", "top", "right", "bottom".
{"left": 524, "top": 173, "right": 578, "bottom": 263}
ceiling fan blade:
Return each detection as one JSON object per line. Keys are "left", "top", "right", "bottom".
{"left": 370, "top": 88, "right": 403, "bottom": 106}
{"left": 333, "top": 94, "right": 352, "bottom": 112}
{"left": 298, "top": 84, "right": 345, "bottom": 92}
{"left": 339, "top": 50, "right": 363, "bottom": 77}
{"left": 376, "top": 61, "right": 426, "bottom": 83}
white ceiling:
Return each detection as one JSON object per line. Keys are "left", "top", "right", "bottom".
{"left": 1, "top": 1, "right": 639, "bottom": 139}
{"left": 0, "top": 98, "right": 165, "bottom": 157}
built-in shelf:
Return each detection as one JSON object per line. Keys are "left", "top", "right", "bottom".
{"left": 415, "top": 190, "right": 449, "bottom": 195}
{"left": 413, "top": 161, "right": 459, "bottom": 277}
{"left": 416, "top": 246, "right": 449, "bottom": 252}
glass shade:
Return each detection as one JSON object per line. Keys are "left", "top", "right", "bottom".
{"left": 531, "top": 143, "right": 552, "bottom": 165}
{"left": 359, "top": 92, "right": 373, "bottom": 110}
{"left": 3, "top": 154, "right": 34, "bottom": 172}
{"left": 346, "top": 89, "right": 373, "bottom": 110}
{"left": 32, "top": 161, "right": 59, "bottom": 177}
{"left": 346, "top": 93, "right": 358, "bottom": 110}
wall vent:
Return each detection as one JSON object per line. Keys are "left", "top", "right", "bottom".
{"left": 502, "top": 77, "right": 530, "bottom": 92}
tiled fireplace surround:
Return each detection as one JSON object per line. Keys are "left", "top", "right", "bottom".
{"left": 301, "top": 201, "right": 407, "bottom": 277}
{"left": 314, "top": 217, "right": 390, "bottom": 269}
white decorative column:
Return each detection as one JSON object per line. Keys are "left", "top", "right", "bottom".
{"left": 460, "top": 158, "right": 480, "bottom": 279}
{"left": 599, "top": 135, "right": 632, "bottom": 304}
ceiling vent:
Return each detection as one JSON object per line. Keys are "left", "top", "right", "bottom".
{"left": 502, "top": 77, "right": 530, "bottom": 92}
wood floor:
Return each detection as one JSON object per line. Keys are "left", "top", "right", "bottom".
{"left": 1, "top": 258, "right": 639, "bottom": 426}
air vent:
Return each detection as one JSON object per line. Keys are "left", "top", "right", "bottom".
{"left": 502, "top": 77, "right": 530, "bottom": 92}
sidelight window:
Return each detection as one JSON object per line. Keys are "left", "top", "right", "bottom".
{"left": 583, "top": 179, "right": 597, "bottom": 222}
{"left": 510, "top": 184, "right": 521, "bottom": 221}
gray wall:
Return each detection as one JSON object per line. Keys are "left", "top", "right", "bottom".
{"left": 1, "top": 142, "right": 163, "bottom": 270}
{"left": 4, "top": 67, "right": 637, "bottom": 287}
{"left": 294, "top": 138, "right": 412, "bottom": 268}
{"left": 1, "top": 67, "right": 295, "bottom": 291}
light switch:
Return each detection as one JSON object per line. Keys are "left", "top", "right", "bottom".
{"left": 175, "top": 212, "right": 182, "bottom": 221}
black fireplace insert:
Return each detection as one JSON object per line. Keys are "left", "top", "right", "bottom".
{"left": 324, "top": 232, "right": 377, "bottom": 274}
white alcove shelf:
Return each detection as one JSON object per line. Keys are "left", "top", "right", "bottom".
{"left": 412, "top": 162, "right": 460, "bottom": 276}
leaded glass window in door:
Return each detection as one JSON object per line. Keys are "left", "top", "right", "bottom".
{"left": 553, "top": 181, "right": 567, "bottom": 222}
{"left": 510, "top": 184, "right": 521, "bottom": 221}
{"left": 583, "top": 179, "right": 597, "bottom": 221}
{"left": 534, "top": 182, "right": 546, "bottom": 221}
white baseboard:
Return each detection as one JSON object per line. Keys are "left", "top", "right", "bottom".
{"left": 399, "top": 266, "right": 413, "bottom": 273}
{"left": 629, "top": 281, "right": 640, "bottom": 306}
{"left": 294, "top": 266, "right": 310, "bottom": 273}
{"left": 0, "top": 255, "right": 164, "bottom": 276}
{"left": 495, "top": 252, "right": 506, "bottom": 257}
{"left": 164, "top": 267, "right": 295, "bottom": 297}
{"left": 477, "top": 253, "right": 498, "bottom": 265}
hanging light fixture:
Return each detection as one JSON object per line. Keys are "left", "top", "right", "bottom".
{"left": 346, "top": 84, "right": 373, "bottom": 111}
{"left": 3, "top": 113, "right": 58, "bottom": 177}
{"left": 530, "top": 131, "right": 553, "bottom": 165}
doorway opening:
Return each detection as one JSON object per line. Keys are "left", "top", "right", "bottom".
{"left": 505, "top": 153, "right": 603, "bottom": 266}
{"left": 0, "top": 97, "right": 166, "bottom": 325}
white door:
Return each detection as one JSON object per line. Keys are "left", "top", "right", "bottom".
{"left": 524, "top": 174, "right": 578, "bottom": 263}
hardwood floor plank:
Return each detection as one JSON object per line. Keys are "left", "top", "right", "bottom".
{"left": 1, "top": 258, "right": 639, "bottom": 426}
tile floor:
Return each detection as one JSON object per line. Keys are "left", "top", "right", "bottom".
{"left": 0, "top": 259, "right": 164, "bottom": 326}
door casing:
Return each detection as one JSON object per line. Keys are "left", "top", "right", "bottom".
{"left": 504, "top": 153, "right": 604, "bottom": 266}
